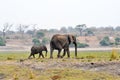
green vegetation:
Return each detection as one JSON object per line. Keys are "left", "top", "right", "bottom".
{"left": 42, "top": 37, "right": 50, "bottom": 45}
{"left": 0, "top": 51, "right": 29, "bottom": 60}
{"left": 36, "top": 31, "right": 45, "bottom": 39}
{"left": 70, "top": 42, "right": 89, "bottom": 48}
{"left": 32, "top": 38, "right": 41, "bottom": 45}
{"left": 100, "top": 36, "right": 120, "bottom": 46}
{"left": 32, "top": 37, "right": 49, "bottom": 46}
{"left": 77, "top": 42, "right": 89, "bottom": 48}
{"left": 0, "top": 37, "right": 6, "bottom": 46}
{"left": 110, "top": 49, "right": 119, "bottom": 60}
{"left": 115, "top": 37, "right": 120, "bottom": 45}
{"left": 100, "top": 36, "right": 111, "bottom": 46}
{"left": 0, "top": 50, "right": 120, "bottom": 61}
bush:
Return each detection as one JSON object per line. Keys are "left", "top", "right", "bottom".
{"left": 42, "top": 38, "right": 49, "bottom": 45}
{"left": 77, "top": 42, "right": 89, "bottom": 48}
{"left": 110, "top": 49, "right": 118, "bottom": 60}
{"left": 32, "top": 38, "right": 41, "bottom": 45}
{"left": 115, "top": 37, "right": 120, "bottom": 45}
{"left": 100, "top": 36, "right": 110, "bottom": 46}
{"left": 70, "top": 42, "right": 89, "bottom": 48}
{"left": 0, "top": 37, "right": 6, "bottom": 46}
{"left": 36, "top": 31, "right": 45, "bottom": 39}
{"left": 6, "top": 36, "right": 10, "bottom": 39}
{"left": 100, "top": 39, "right": 110, "bottom": 46}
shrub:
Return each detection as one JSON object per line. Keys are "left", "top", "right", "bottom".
{"left": 13, "top": 74, "right": 18, "bottom": 80}
{"left": 77, "top": 42, "right": 89, "bottom": 48}
{"left": 70, "top": 42, "right": 89, "bottom": 48}
{"left": 0, "top": 37, "right": 6, "bottom": 46}
{"left": 100, "top": 36, "right": 110, "bottom": 46}
{"left": 7, "top": 57, "right": 13, "bottom": 60}
{"left": 110, "top": 49, "right": 118, "bottom": 60}
{"left": 115, "top": 37, "right": 120, "bottom": 45}
{"left": 6, "top": 36, "right": 10, "bottom": 39}
{"left": 36, "top": 31, "right": 45, "bottom": 39}
{"left": 100, "top": 39, "right": 110, "bottom": 46}
{"left": 42, "top": 38, "right": 49, "bottom": 45}
{"left": 32, "top": 38, "right": 41, "bottom": 45}
{"left": 29, "top": 71, "right": 35, "bottom": 79}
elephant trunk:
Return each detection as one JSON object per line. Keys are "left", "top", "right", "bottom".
{"left": 74, "top": 42, "right": 77, "bottom": 58}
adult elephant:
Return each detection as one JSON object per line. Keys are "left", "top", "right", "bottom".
{"left": 28, "top": 45, "right": 48, "bottom": 59}
{"left": 50, "top": 34, "right": 77, "bottom": 58}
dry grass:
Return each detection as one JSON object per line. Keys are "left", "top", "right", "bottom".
{"left": 110, "top": 49, "right": 119, "bottom": 60}
{"left": 1, "top": 65, "right": 119, "bottom": 80}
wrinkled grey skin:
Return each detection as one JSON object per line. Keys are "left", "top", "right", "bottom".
{"left": 50, "top": 34, "right": 77, "bottom": 58}
{"left": 28, "top": 45, "right": 48, "bottom": 59}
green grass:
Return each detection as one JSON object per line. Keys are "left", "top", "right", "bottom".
{"left": 0, "top": 51, "right": 29, "bottom": 60}
{"left": 0, "top": 50, "right": 120, "bottom": 61}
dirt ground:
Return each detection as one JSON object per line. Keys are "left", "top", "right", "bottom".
{"left": 1, "top": 59, "right": 120, "bottom": 77}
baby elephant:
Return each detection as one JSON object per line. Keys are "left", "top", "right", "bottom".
{"left": 28, "top": 45, "right": 48, "bottom": 59}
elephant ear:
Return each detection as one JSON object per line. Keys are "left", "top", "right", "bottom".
{"left": 68, "top": 35, "right": 74, "bottom": 44}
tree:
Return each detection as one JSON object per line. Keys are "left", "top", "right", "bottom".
{"left": 17, "top": 24, "right": 29, "bottom": 39}
{"left": 115, "top": 26, "right": 120, "bottom": 31}
{"left": 100, "top": 39, "right": 110, "bottom": 46}
{"left": 49, "top": 29, "right": 59, "bottom": 33}
{"left": 60, "top": 27, "right": 67, "bottom": 33}
{"left": 36, "top": 31, "right": 45, "bottom": 39}
{"left": 85, "top": 29, "right": 94, "bottom": 36}
{"left": 26, "top": 30, "right": 34, "bottom": 37}
{"left": 87, "top": 27, "right": 97, "bottom": 32}
{"left": 31, "top": 24, "right": 37, "bottom": 37}
{"left": 42, "top": 38, "right": 49, "bottom": 45}
{"left": 104, "top": 26, "right": 114, "bottom": 31}
{"left": 32, "top": 38, "right": 41, "bottom": 45}
{"left": 1, "top": 23, "right": 13, "bottom": 40}
{"left": 67, "top": 26, "right": 76, "bottom": 33}
{"left": 115, "top": 37, "right": 120, "bottom": 45}
{"left": 75, "top": 24, "right": 86, "bottom": 36}
{"left": 104, "top": 36, "right": 109, "bottom": 41}
{"left": 100, "top": 36, "right": 110, "bottom": 46}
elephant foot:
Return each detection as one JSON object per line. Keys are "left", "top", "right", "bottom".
{"left": 37, "top": 57, "right": 40, "bottom": 59}
{"left": 60, "top": 56, "right": 64, "bottom": 58}
{"left": 67, "top": 57, "right": 70, "bottom": 59}
{"left": 50, "top": 57, "right": 53, "bottom": 59}
{"left": 28, "top": 57, "right": 32, "bottom": 59}
{"left": 28, "top": 57, "right": 31, "bottom": 59}
{"left": 57, "top": 55, "right": 60, "bottom": 58}
{"left": 57, "top": 55, "right": 63, "bottom": 59}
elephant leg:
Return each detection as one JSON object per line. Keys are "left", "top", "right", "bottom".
{"left": 61, "top": 49, "right": 66, "bottom": 58}
{"left": 33, "top": 54, "right": 35, "bottom": 58}
{"left": 50, "top": 48, "right": 54, "bottom": 58}
{"left": 67, "top": 48, "right": 70, "bottom": 58}
{"left": 38, "top": 53, "right": 41, "bottom": 58}
{"left": 57, "top": 49, "right": 62, "bottom": 58}
{"left": 41, "top": 53, "right": 44, "bottom": 58}
{"left": 28, "top": 54, "right": 32, "bottom": 59}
